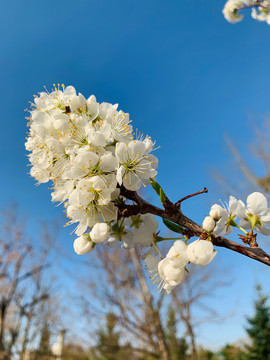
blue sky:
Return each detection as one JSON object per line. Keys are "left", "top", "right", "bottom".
{"left": 1, "top": 0, "right": 270, "bottom": 349}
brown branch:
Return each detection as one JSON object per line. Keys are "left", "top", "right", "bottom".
{"left": 175, "top": 187, "right": 208, "bottom": 207}
{"left": 239, "top": 1, "right": 270, "bottom": 10}
{"left": 119, "top": 189, "right": 270, "bottom": 267}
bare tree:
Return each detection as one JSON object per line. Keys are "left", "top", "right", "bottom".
{"left": 171, "top": 264, "right": 229, "bottom": 360}
{"left": 80, "top": 245, "right": 171, "bottom": 360}
{"left": 213, "top": 119, "right": 270, "bottom": 198}
{"left": 0, "top": 205, "right": 58, "bottom": 360}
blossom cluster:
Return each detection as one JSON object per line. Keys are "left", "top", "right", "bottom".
{"left": 145, "top": 240, "right": 216, "bottom": 293}
{"left": 203, "top": 192, "right": 270, "bottom": 236}
{"left": 25, "top": 85, "right": 158, "bottom": 248}
{"left": 26, "top": 85, "right": 269, "bottom": 295}
{"left": 222, "top": 0, "right": 270, "bottom": 24}
{"left": 143, "top": 191, "right": 270, "bottom": 293}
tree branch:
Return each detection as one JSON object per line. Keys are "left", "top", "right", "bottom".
{"left": 118, "top": 189, "right": 270, "bottom": 267}
{"left": 235, "top": 0, "right": 270, "bottom": 11}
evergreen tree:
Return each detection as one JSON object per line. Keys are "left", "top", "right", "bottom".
{"left": 38, "top": 323, "right": 51, "bottom": 354}
{"left": 33, "top": 322, "right": 51, "bottom": 359}
{"left": 166, "top": 307, "right": 188, "bottom": 360}
{"left": 245, "top": 285, "right": 270, "bottom": 360}
{"left": 95, "top": 312, "right": 122, "bottom": 360}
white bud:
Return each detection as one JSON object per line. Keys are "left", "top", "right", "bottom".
{"left": 202, "top": 216, "right": 216, "bottom": 233}
{"left": 73, "top": 234, "right": 94, "bottom": 255}
{"left": 186, "top": 240, "right": 217, "bottom": 266}
{"left": 209, "top": 204, "right": 223, "bottom": 221}
{"left": 90, "top": 223, "right": 110, "bottom": 244}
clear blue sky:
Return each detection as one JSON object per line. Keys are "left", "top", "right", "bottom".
{"left": 1, "top": 0, "right": 270, "bottom": 349}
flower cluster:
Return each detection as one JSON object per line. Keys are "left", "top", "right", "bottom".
{"left": 222, "top": 0, "right": 270, "bottom": 24}
{"left": 204, "top": 192, "right": 270, "bottom": 236}
{"left": 25, "top": 85, "right": 158, "bottom": 251}
{"left": 143, "top": 191, "right": 270, "bottom": 294}
{"left": 145, "top": 239, "right": 216, "bottom": 293}
{"left": 27, "top": 85, "right": 269, "bottom": 295}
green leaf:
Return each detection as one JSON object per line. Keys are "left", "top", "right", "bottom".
{"left": 150, "top": 178, "right": 161, "bottom": 196}
{"left": 159, "top": 188, "right": 166, "bottom": 204}
{"left": 163, "top": 218, "right": 184, "bottom": 234}
{"left": 150, "top": 178, "right": 167, "bottom": 205}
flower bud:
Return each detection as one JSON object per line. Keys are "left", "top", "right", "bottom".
{"left": 90, "top": 223, "right": 110, "bottom": 244}
{"left": 73, "top": 234, "right": 94, "bottom": 255}
{"left": 209, "top": 204, "right": 223, "bottom": 221}
{"left": 186, "top": 240, "right": 217, "bottom": 266}
{"left": 202, "top": 216, "right": 216, "bottom": 233}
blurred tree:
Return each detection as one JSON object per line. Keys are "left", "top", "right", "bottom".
{"left": 166, "top": 307, "right": 188, "bottom": 360}
{"left": 214, "top": 124, "right": 270, "bottom": 198}
{"left": 81, "top": 246, "right": 171, "bottom": 360}
{"left": 62, "top": 342, "right": 92, "bottom": 360}
{"left": 0, "top": 205, "right": 58, "bottom": 360}
{"left": 196, "top": 347, "right": 219, "bottom": 360}
{"left": 95, "top": 312, "right": 121, "bottom": 360}
{"left": 219, "top": 344, "right": 246, "bottom": 360}
{"left": 245, "top": 285, "right": 270, "bottom": 360}
{"left": 171, "top": 264, "right": 228, "bottom": 360}
{"left": 33, "top": 322, "right": 51, "bottom": 359}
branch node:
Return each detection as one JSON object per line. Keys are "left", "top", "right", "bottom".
{"left": 238, "top": 230, "right": 259, "bottom": 248}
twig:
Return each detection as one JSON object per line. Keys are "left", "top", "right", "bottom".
{"left": 175, "top": 188, "right": 208, "bottom": 207}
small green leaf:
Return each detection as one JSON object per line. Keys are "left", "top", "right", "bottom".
{"left": 163, "top": 218, "right": 184, "bottom": 233}
{"left": 150, "top": 178, "right": 167, "bottom": 205}
{"left": 150, "top": 178, "right": 161, "bottom": 196}
{"left": 159, "top": 188, "right": 166, "bottom": 204}
{"left": 184, "top": 267, "right": 189, "bottom": 274}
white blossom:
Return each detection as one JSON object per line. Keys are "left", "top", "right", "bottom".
{"left": 222, "top": 0, "right": 244, "bottom": 23}
{"left": 90, "top": 223, "right": 110, "bottom": 243}
{"left": 115, "top": 141, "right": 157, "bottom": 191}
{"left": 158, "top": 258, "right": 185, "bottom": 293}
{"left": 166, "top": 240, "right": 188, "bottom": 268}
{"left": 239, "top": 192, "right": 270, "bottom": 235}
{"left": 130, "top": 214, "right": 159, "bottom": 247}
{"left": 186, "top": 240, "right": 216, "bottom": 266}
{"left": 73, "top": 234, "right": 95, "bottom": 255}
{"left": 26, "top": 85, "right": 159, "bottom": 249}
{"left": 212, "top": 196, "right": 246, "bottom": 235}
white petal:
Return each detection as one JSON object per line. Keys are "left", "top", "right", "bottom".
{"left": 228, "top": 196, "right": 239, "bottom": 214}
{"left": 260, "top": 211, "right": 270, "bottom": 225}
{"left": 128, "top": 140, "right": 146, "bottom": 156}
{"left": 123, "top": 172, "right": 141, "bottom": 191}
{"left": 247, "top": 192, "right": 268, "bottom": 216}
{"left": 236, "top": 200, "right": 247, "bottom": 219}
{"left": 255, "top": 224, "right": 270, "bottom": 236}
{"left": 145, "top": 255, "right": 159, "bottom": 272}
{"left": 99, "top": 154, "right": 118, "bottom": 172}
{"left": 239, "top": 218, "right": 251, "bottom": 229}
{"left": 115, "top": 142, "right": 129, "bottom": 163}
